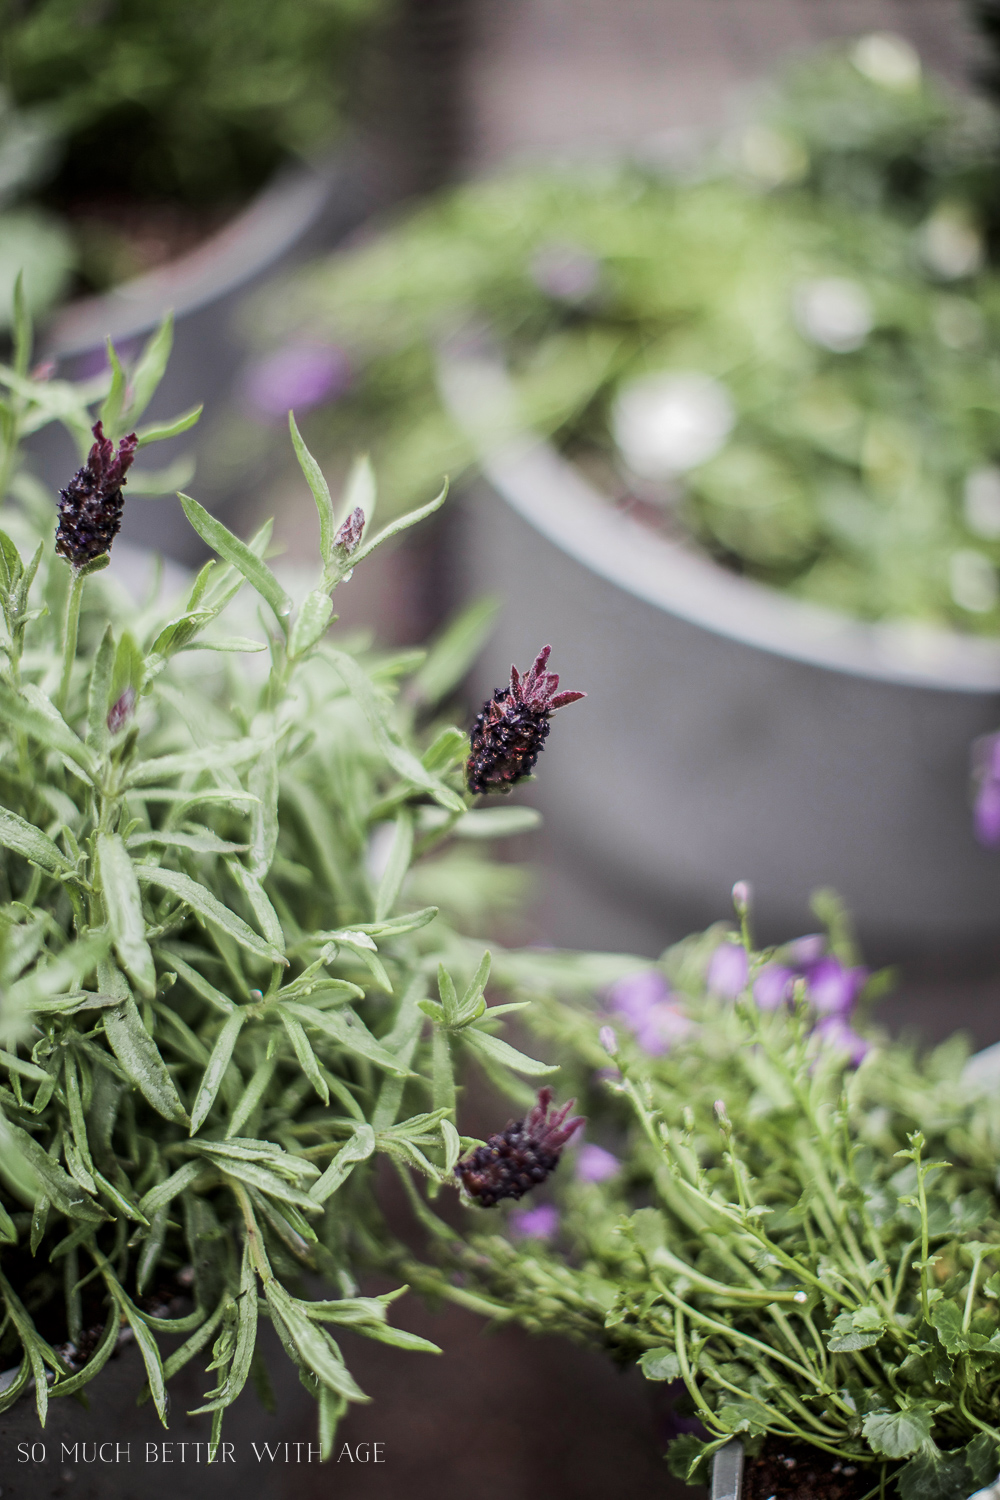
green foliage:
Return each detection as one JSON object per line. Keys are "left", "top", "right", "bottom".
{"left": 259, "top": 37, "right": 1000, "bottom": 628}
{"left": 421, "top": 922, "right": 1000, "bottom": 1498}
{"left": 0, "top": 0, "right": 389, "bottom": 214}
{"left": 0, "top": 302, "right": 554, "bottom": 1452}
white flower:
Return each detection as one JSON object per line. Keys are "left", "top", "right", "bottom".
{"left": 612, "top": 371, "right": 734, "bottom": 477}
{"left": 964, "top": 469, "right": 1000, "bottom": 540}
{"left": 950, "top": 550, "right": 999, "bottom": 614}
{"left": 851, "top": 32, "right": 921, "bottom": 92}
{"left": 794, "top": 278, "right": 874, "bottom": 353}
{"left": 919, "top": 207, "right": 984, "bottom": 281}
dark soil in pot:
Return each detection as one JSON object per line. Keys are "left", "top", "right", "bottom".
{"left": 744, "top": 1439, "right": 871, "bottom": 1500}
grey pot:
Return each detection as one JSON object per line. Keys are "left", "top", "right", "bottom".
{"left": 443, "top": 354, "right": 1000, "bottom": 991}
{"left": 25, "top": 143, "right": 391, "bottom": 567}
{"left": 709, "top": 1440, "right": 1000, "bottom": 1500}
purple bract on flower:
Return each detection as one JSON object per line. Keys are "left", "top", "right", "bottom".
{"left": 242, "top": 342, "right": 350, "bottom": 421}
{"left": 707, "top": 942, "right": 749, "bottom": 998}
{"left": 509, "top": 1203, "right": 560, "bottom": 1241}
{"left": 807, "top": 955, "right": 867, "bottom": 1016}
{"left": 608, "top": 969, "right": 692, "bottom": 1056}
{"left": 576, "top": 1144, "right": 621, "bottom": 1184}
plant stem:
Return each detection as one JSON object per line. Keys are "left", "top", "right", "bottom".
{"left": 58, "top": 567, "right": 85, "bottom": 715}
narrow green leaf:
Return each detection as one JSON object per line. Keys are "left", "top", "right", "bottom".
{"left": 0, "top": 528, "right": 24, "bottom": 597}
{"left": 289, "top": 412, "right": 336, "bottom": 565}
{"left": 190, "top": 1241, "right": 257, "bottom": 1413}
{"left": 86, "top": 625, "right": 115, "bottom": 751}
{"left": 0, "top": 807, "right": 70, "bottom": 875}
{"left": 248, "top": 741, "right": 279, "bottom": 879}
{"left": 126, "top": 314, "right": 174, "bottom": 424}
{"left": 104, "top": 1270, "right": 169, "bottom": 1425}
{"left": 265, "top": 1281, "right": 368, "bottom": 1403}
{"left": 228, "top": 860, "right": 284, "bottom": 953}
{"left": 139, "top": 1160, "right": 203, "bottom": 1218}
{"left": 308, "top": 1125, "right": 375, "bottom": 1203}
{"left": 289, "top": 589, "right": 334, "bottom": 658}
{"left": 156, "top": 951, "right": 236, "bottom": 1015}
{"left": 0, "top": 1110, "right": 105, "bottom": 1221}
{"left": 99, "top": 339, "right": 127, "bottom": 434}
{"left": 0, "top": 684, "right": 96, "bottom": 780}
{"left": 375, "top": 809, "right": 413, "bottom": 922}
{"left": 462, "top": 1025, "right": 558, "bottom": 1077}
{"left": 217, "top": 1161, "right": 319, "bottom": 1211}
{"left": 328, "top": 649, "right": 463, "bottom": 813}
{"left": 135, "top": 864, "right": 285, "bottom": 964}
{"left": 224, "top": 1057, "right": 276, "bottom": 1139}
{"left": 97, "top": 832, "right": 156, "bottom": 997}
{"left": 127, "top": 735, "right": 264, "bottom": 786}
{"left": 350, "top": 481, "right": 447, "bottom": 568}
{"left": 127, "top": 830, "right": 248, "bottom": 856}
{"left": 101, "top": 976, "right": 188, "bottom": 1123}
{"left": 136, "top": 404, "right": 202, "bottom": 447}
{"left": 179, "top": 494, "right": 291, "bottom": 621}
{"left": 279, "top": 1001, "right": 411, "bottom": 1076}
{"left": 190, "top": 1010, "right": 246, "bottom": 1135}
{"left": 280, "top": 1012, "right": 329, "bottom": 1105}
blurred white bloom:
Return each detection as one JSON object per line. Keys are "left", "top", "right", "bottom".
{"left": 919, "top": 207, "right": 984, "bottom": 281}
{"left": 950, "top": 549, "right": 999, "bottom": 614}
{"left": 740, "top": 125, "right": 808, "bottom": 187}
{"left": 933, "top": 297, "right": 984, "bottom": 350}
{"left": 612, "top": 371, "right": 734, "bottom": 477}
{"left": 964, "top": 469, "right": 1000, "bottom": 540}
{"left": 794, "top": 278, "right": 874, "bottom": 353}
{"left": 852, "top": 32, "right": 921, "bottom": 91}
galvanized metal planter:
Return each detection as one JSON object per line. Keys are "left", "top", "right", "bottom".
{"left": 443, "top": 353, "right": 1000, "bottom": 989}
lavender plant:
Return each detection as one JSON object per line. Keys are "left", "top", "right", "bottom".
{"left": 0, "top": 284, "right": 582, "bottom": 1454}
{"left": 419, "top": 896, "right": 1000, "bottom": 1500}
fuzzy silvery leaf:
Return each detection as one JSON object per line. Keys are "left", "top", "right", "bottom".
{"left": 309, "top": 1126, "right": 376, "bottom": 1204}
{"left": 179, "top": 494, "right": 292, "bottom": 622}
{"left": 134, "top": 864, "right": 285, "bottom": 965}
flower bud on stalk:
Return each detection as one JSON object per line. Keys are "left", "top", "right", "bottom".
{"left": 466, "top": 645, "right": 585, "bottom": 795}
{"left": 55, "top": 421, "right": 137, "bottom": 569}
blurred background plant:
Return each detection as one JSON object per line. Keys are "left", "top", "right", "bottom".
{"left": 250, "top": 34, "right": 1000, "bottom": 632}
{"left": 0, "top": 0, "right": 393, "bottom": 293}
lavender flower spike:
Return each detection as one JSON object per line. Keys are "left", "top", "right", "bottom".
{"left": 466, "top": 645, "right": 585, "bottom": 795}
{"left": 55, "top": 421, "right": 137, "bottom": 568}
{"left": 454, "top": 1088, "right": 584, "bottom": 1207}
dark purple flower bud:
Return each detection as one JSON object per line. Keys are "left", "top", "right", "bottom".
{"left": 466, "top": 645, "right": 585, "bottom": 795}
{"left": 334, "top": 505, "right": 365, "bottom": 557}
{"left": 107, "top": 687, "right": 136, "bottom": 735}
{"left": 55, "top": 421, "right": 137, "bottom": 568}
{"left": 807, "top": 956, "right": 867, "bottom": 1016}
{"left": 454, "top": 1088, "right": 584, "bottom": 1207}
{"left": 753, "top": 962, "right": 796, "bottom": 1010}
{"left": 813, "top": 1015, "right": 871, "bottom": 1066}
{"left": 707, "top": 941, "right": 749, "bottom": 998}
{"left": 509, "top": 1203, "right": 560, "bottom": 1240}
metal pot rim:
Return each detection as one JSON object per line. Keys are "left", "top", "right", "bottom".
{"left": 439, "top": 352, "right": 1000, "bottom": 694}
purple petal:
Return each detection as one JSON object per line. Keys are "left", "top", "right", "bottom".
{"left": 783, "top": 934, "right": 826, "bottom": 969}
{"left": 242, "top": 343, "right": 351, "bottom": 420}
{"left": 813, "top": 1016, "right": 871, "bottom": 1065}
{"left": 632, "top": 1004, "right": 693, "bottom": 1056}
{"left": 609, "top": 969, "right": 672, "bottom": 1026}
{"left": 753, "top": 963, "right": 795, "bottom": 1011}
{"left": 509, "top": 1203, "right": 560, "bottom": 1240}
{"left": 807, "top": 957, "right": 867, "bottom": 1016}
{"left": 975, "top": 778, "right": 1000, "bottom": 848}
{"left": 576, "top": 1144, "right": 621, "bottom": 1184}
{"left": 707, "top": 942, "right": 749, "bottom": 999}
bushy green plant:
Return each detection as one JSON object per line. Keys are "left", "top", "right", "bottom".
{"left": 416, "top": 903, "right": 1000, "bottom": 1500}
{"left": 0, "top": 289, "right": 588, "bottom": 1452}
{"left": 256, "top": 36, "right": 1000, "bottom": 632}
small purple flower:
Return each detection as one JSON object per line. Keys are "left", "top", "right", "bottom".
{"left": 529, "top": 243, "right": 601, "bottom": 304}
{"left": 753, "top": 963, "right": 795, "bottom": 1010}
{"left": 608, "top": 970, "right": 692, "bottom": 1055}
{"left": 509, "top": 1203, "right": 560, "bottom": 1240}
{"left": 707, "top": 942, "right": 749, "bottom": 999}
{"left": 975, "top": 772, "right": 1000, "bottom": 845}
{"left": 242, "top": 342, "right": 350, "bottom": 421}
{"left": 807, "top": 956, "right": 867, "bottom": 1016}
{"left": 784, "top": 934, "right": 826, "bottom": 967}
{"left": 576, "top": 1144, "right": 620, "bottom": 1184}
{"left": 814, "top": 1016, "right": 871, "bottom": 1066}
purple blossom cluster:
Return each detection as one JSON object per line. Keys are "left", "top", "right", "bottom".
{"left": 606, "top": 969, "right": 692, "bottom": 1056}
{"left": 973, "top": 733, "right": 1000, "bottom": 847}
